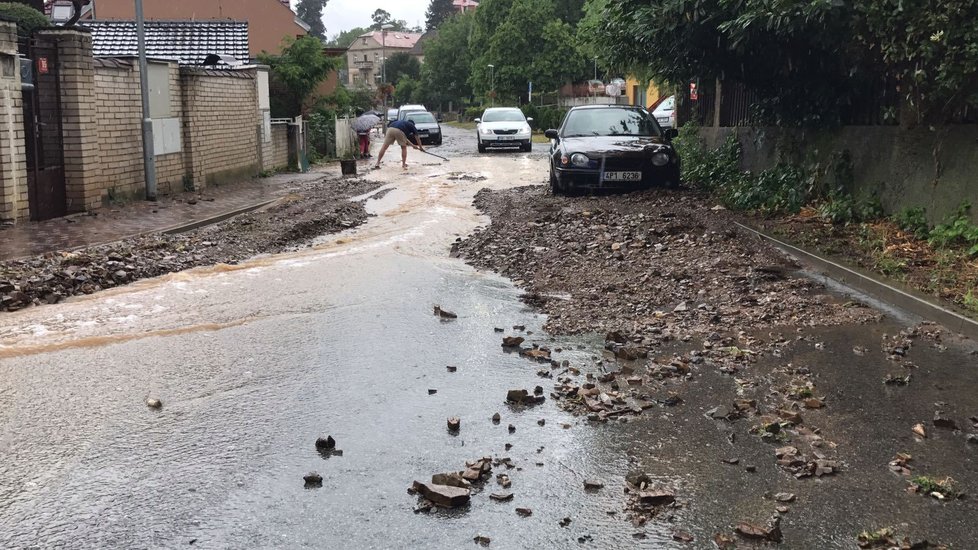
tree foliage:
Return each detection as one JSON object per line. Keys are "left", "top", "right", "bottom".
{"left": 425, "top": 0, "right": 455, "bottom": 30}
{"left": 326, "top": 26, "right": 369, "bottom": 49}
{"left": 259, "top": 35, "right": 338, "bottom": 116}
{"left": 0, "top": 2, "right": 49, "bottom": 37}
{"left": 369, "top": 8, "right": 416, "bottom": 32}
{"left": 382, "top": 52, "right": 421, "bottom": 86}
{"left": 591, "top": 0, "right": 978, "bottom": 125}
{"left": 469, "top": 0, "right": 586, "bottom": 100}
{"left": 416, "top": 13, "right": 474, "bottom": 107}
{"left": 295, "top": 0, "right": 328, "bottom": 40}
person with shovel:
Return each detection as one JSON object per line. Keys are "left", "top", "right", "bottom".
{"left": 374, "top": 118, "right": 425, "bottom": 170}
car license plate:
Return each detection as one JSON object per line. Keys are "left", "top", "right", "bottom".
{"left": 603, "top": 171, "right": 642, "bottom": 182}
{"left": 657, "top": 117, "right": 670, "bottom": 123}
{"left": 498, "top": 135, "right": 513, "bottom": 140}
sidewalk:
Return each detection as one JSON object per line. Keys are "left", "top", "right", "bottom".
{"left": 0, "top": 170, "right": 331, "bottom": 261}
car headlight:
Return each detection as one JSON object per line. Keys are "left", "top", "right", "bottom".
{"left": 570, "top": 153, "right": 590, "bottom": 167}
{"left": 520, "top": 124, "right": 531, "bottom": 133}
{"left": 651, "top": 152, "right": 670, "bottom": 167}
{"left": 430, "top": 128, "right": 440, "bottom": 133}
{"left": 480, "top": 127, "right": 493, "bottom": 135}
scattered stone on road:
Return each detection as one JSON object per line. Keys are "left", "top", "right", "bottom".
{"left": 303, "top": 473, "right": 323, "bottom": 488}
{"left": 583, "top": 480, "right": 604, "bottom": 491}
{"left": 433, "top": 305, "right": 458, "bottom": 319}
{"left": 447, "top": 417, "right": 461, "bottom": 432}
{"left": 315, "top": 435, "right": 336, "bottom": 451}
{"left": 502, "top": 336, "right": 525, "bottom": 348}
{"left": 145, "top": 397, "right": 162, "bottom": 409}
{"left": 489, "top": 491, "right": 514, "bottom": 502}
{"left": 516, "top": 507, "right": 532, "bottom": 517}
{"left": 412, "top": 481, "right": 471, "bottom": 507}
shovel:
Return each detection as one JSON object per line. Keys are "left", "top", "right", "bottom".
{"left": 420, "top": 149, "right": 450, "bottom": 162}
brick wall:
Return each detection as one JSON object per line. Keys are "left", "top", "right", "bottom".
{"left": 262, "top": 123, "right": 289, "bottom": 171}
{"left": 181, "top": 67, "right": 260, "bottom": 188}
{"left": 0, "top": 21, "right": 27, "bottom": 222}
{"left": 93, "top": 59, "right": 184, "bottom": 199}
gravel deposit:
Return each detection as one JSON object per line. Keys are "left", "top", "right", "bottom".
{"left": 454, "top": 185, "right": 881, "bottom": 339}
{"left": 0, "top": 177, "right": 382, "bottom": 312}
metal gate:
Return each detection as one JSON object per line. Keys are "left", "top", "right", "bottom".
{"left": 23, "top": 36, "right": 66, "bottom": 221}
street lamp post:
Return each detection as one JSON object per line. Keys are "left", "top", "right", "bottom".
{"left": 487, "top": 64, "right": 494, "bottom": 107}
{"left": 593, "top": 57, "right": 598, "bottom": 81}
{"left": 381, "top": 23, "right": 393, "bottom": 109}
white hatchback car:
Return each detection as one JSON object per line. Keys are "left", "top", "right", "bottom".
{"left": 652, "top": 96, "right": 676, "bottom": 129}
{"left": 475, "top": 108, "right": 533, "bottom": 153}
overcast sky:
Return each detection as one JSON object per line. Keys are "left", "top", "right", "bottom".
{"left": 294, "top": 1, "right": 430, "bottom": 38}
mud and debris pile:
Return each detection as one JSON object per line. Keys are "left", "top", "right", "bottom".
{"left": 0, "top": 178, "right": 382, "bottom": 312}
{"left": 454, "top": 186, "right": 881, "bottom": 337}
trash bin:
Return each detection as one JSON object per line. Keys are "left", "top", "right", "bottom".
{"left": 340, "top": 159, "right": 357, "bottom": 176}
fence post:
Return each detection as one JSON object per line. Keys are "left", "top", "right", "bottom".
{"left": 713, "top": 79, "right": 722, "bottom": 128}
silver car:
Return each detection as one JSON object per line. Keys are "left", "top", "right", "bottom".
{"left": 475, "top": 107, "right": 533, "bottom": 153}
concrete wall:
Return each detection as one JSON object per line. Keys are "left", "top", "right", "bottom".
{"left": 0, "top": 21, "right": 27, "bottom": 222}
{"left": 701, "top": 125, "right": 978, "bottom": 224}
{"left": 262, "top": 123, "right": 290, "bottom": 172}
{"left": 181, "top": 67, "right": 261, "bottom": 187}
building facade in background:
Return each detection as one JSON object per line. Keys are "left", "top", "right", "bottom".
{"left": 345, "top": 31, "right": 421, "bottom": 88}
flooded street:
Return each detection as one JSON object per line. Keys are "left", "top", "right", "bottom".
{"left": 2, "top": 126, "right": 978, "bottom": 549}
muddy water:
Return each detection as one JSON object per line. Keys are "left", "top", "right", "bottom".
{"left": 0, "top": 128, "right": 675, "bottom": 548}
{"left": 3, "top": 127, "right": 977, "bottom": 549}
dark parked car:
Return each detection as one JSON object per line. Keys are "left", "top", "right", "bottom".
{"left": 404, "top": 111, "right": 443, "bottom": 146}
{"left": 545, "top": 105, "right": 680, "bottom": 194}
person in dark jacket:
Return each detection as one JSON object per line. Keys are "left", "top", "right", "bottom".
{"left": 374, "top": 119, "right": 425, "bottom": 170}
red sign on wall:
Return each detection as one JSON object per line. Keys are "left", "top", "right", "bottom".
{"left": 689, "top": 81, "right": 698, "bottom": 101}
{"left": 37, "top": 57, "right": 48, "bottom": 74}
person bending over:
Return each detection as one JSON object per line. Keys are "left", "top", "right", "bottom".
{"left": 375, "top": 119, "right": 425, "bottom": 170}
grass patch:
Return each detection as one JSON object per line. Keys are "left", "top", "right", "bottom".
{"left": 910, "top": 475, "right": 961, "bottom": 499}
{"left": 445, "top": 121, "right": 477, "bottom": 131}
{"left": 532, "top": 133, "right": 551, "bottom": 144}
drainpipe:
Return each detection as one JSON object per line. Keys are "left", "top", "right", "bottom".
{"left": 135, "top": 0, "right": 157, "bottom": 200}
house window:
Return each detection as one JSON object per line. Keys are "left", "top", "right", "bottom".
{"left": 364, "top": 54, "right": 368, "bottom": 62}
{"left": 362, "top": 38, "right": 367, "bottom": 45}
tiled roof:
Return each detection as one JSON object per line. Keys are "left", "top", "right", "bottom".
{"left": 80, "top": 20, "right": 250, "bottom": 66}
{"left": 359, "top": 31, "right": 422, "bottom": 49}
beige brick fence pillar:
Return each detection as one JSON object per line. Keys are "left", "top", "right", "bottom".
{"left": 0, "top": 21, "right": 28, "bottom": 223}
{"left": 37, "top": 28, "right": 101, "bottom": 213}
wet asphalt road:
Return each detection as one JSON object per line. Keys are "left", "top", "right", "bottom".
{"left": 2, "top": 126, "right": 978, "bottom": 549}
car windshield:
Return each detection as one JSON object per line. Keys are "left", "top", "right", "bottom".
{"left": 407, "top": 113, "right": 436, "bottom": 124}
{"left": 482, "top": 109, "right": 525, "bottom": 123}
{"left": 562, "top": 108, "right": 660, "bottom": 137}
{"left": 399, "top": 110, "right": 424, "bottom": 120}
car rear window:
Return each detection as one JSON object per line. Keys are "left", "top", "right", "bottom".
{"left": 562, "top": 108, "right": 661, "bottom": 137}
{"left": 482, "top": 110, "right": 525, "bottom": 123}
{"left": 407, "top": 113, "right": 436, "bottom": 124}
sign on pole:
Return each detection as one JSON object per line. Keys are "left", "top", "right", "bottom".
{"left": 528, "top": 81, "right": 532, "bottom": 103}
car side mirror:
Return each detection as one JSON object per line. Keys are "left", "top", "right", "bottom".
{"left": 474, "top": 118, "right": 481, "bottom": 123}
{"left": 526, "top": 117, "right": 534, "bottom": 123}
{"left": 544, "top": 129, "right": 559, "bottom": 139}
{"left": 437, "top": 117, "right": 443, "bottom": 123}
{"left": 665, "top": 128, "right": 679, "bottom": 140}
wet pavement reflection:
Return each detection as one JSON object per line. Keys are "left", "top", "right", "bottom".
{"left": 2, "top": 126, "right": 977, "bottom": 549}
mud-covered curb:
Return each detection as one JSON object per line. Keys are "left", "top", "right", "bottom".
{"left": 0, "top": 177, "right": 383, "bottom": 313}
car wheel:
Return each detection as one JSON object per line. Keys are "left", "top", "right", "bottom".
{"left": 522, "top": 141, "right": 532, "bottom": 152}
{"left": 478, "top": 139, "right": 486, "bottom": 154}
{"left": 549, "top": 166, "right": 560, "bottom": 195}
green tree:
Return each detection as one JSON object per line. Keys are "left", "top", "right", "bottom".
{"left": 382, "top": 52, "right": 421, "bottom": 85}
{"left": 471, "top": 0, "right": 581, "bottom": 99}
{"left": 369, "top": 8, "right": 411, "bottom": 31}
{"left": 554, "top": 0, "right": 586, "bottom": 26}
{"left": 0, "top": 2, "right": 49, "bottom": 37}
{"left": 425, "top": 0, "right": 455, "bottom": 30}
{"left": 395, "top": 75, "right": 419, "bottom": 104}
{"left": 418, "top": 13, "right": 475, "bottom": 108}
{"left": 326, "top": 26, "right": 369, "bottom": 48}
{"left": 259, "top": 35, "right": 338, "bottom": 116}
{"left": 295, "top": 0, "right": 328, "bottom": 40}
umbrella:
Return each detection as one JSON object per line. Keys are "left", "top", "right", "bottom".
{"left": 352, "top": 114, "right": 381, "bottom": 133}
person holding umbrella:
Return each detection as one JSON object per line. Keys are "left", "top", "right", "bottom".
{"left": 352, "top": 110, "right": 381, "bottom": 159}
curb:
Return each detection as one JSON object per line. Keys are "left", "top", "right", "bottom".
{"left": 160, "top": 198, "right": 281, "bottom": 235}
{"left": 734, "top": 221, "right": 978, "bottom": 341}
